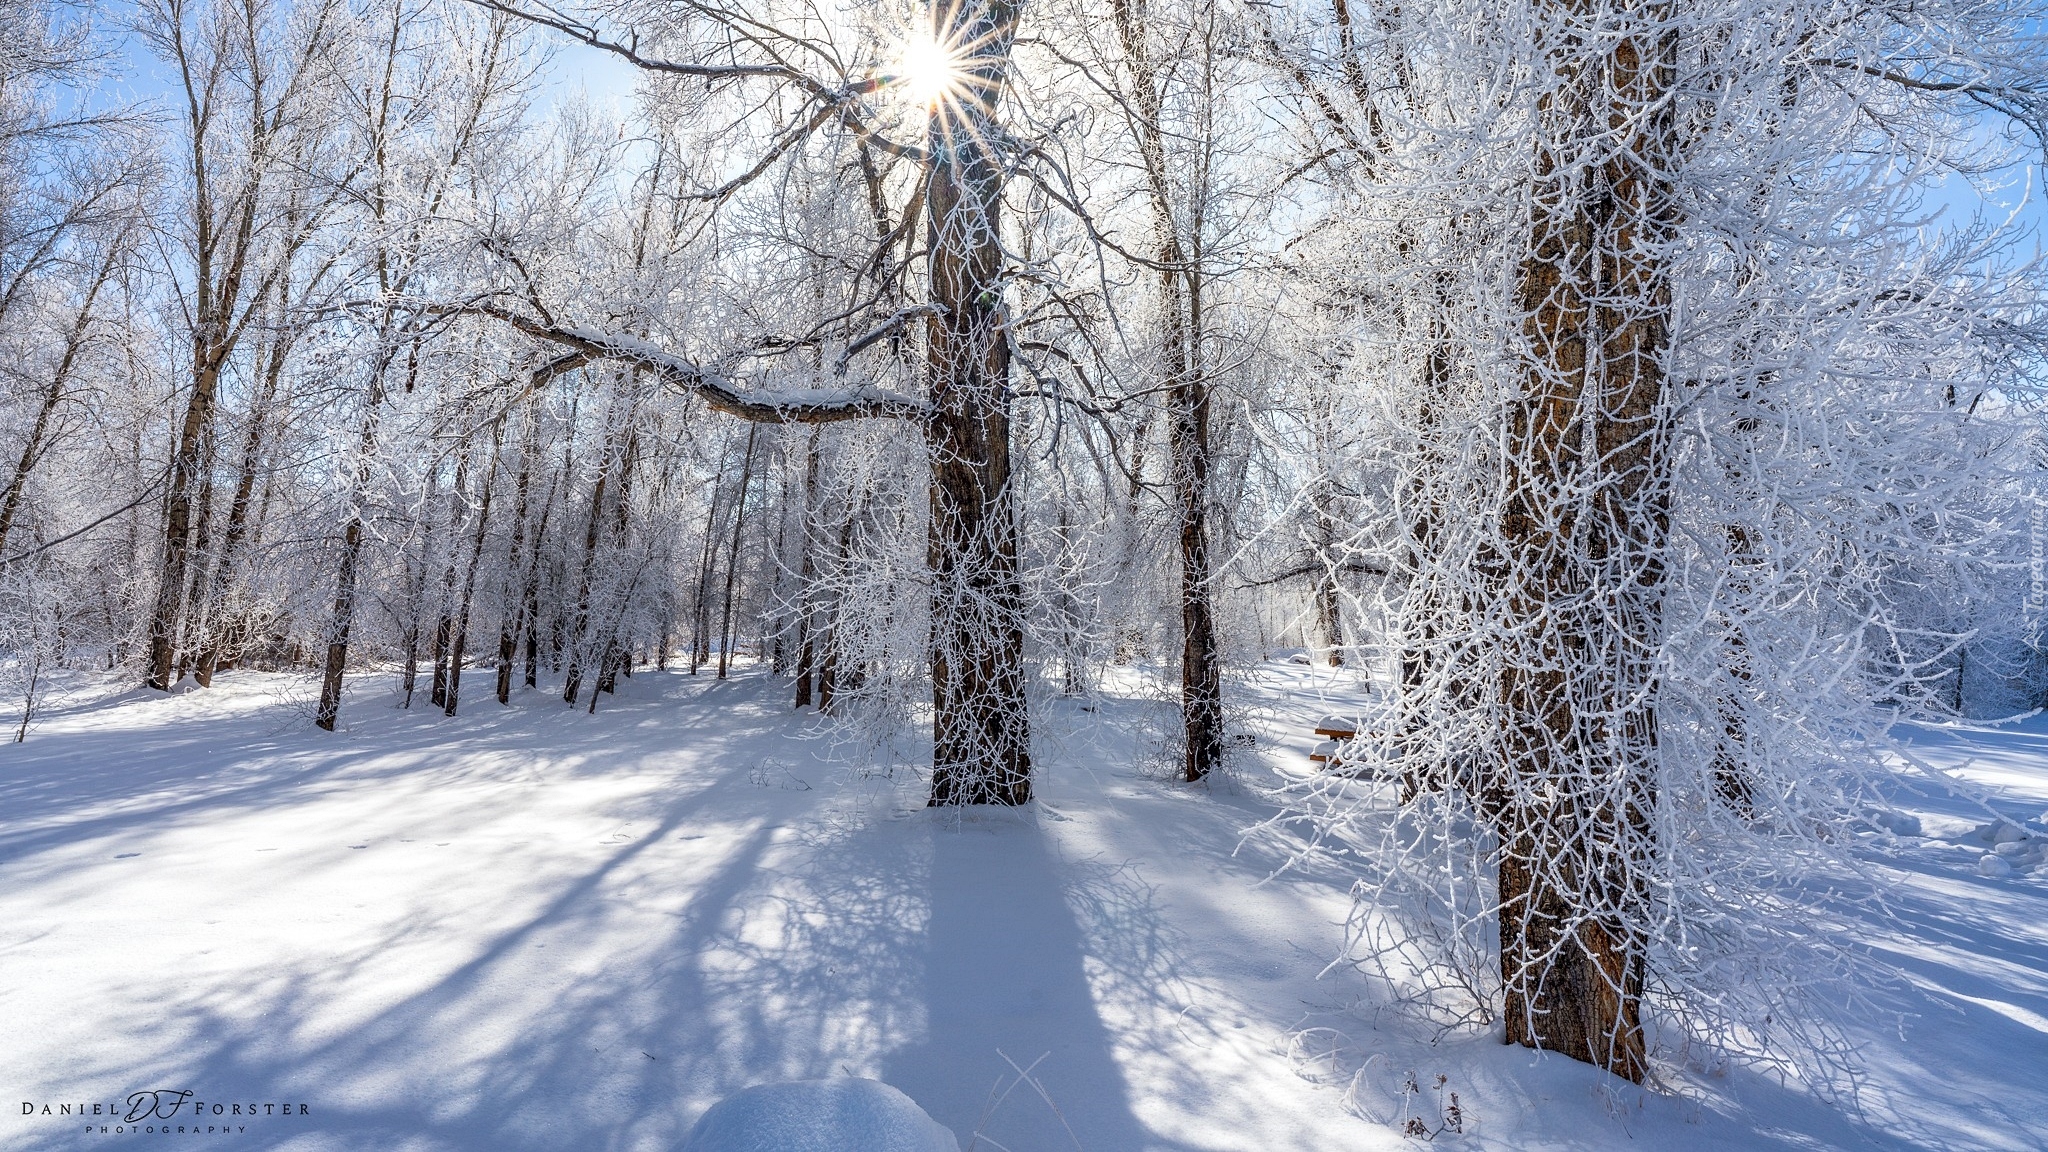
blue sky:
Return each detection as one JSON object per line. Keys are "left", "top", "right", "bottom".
{"left": 64, "top": 2, "right": 2048, "bottom": 269}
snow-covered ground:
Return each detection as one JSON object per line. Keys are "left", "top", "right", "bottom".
{"left": 1, "top": 663, "right": 2044, "bottom": 1150}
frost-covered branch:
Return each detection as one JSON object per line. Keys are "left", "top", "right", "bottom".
{"left": 431, "top": 301, "right": 929, "bottom": 424}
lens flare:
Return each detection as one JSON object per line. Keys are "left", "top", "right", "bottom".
{"left": 892, "top": 32, "right": 961, "bottom": 107}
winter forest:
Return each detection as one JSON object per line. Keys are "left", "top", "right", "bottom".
{"left": 3, "top": 0, "right": 2048, "bottom": 1146}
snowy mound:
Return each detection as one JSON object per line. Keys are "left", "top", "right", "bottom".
{"left": 680, "top": 1078, "right": 960, "bottom": 1152}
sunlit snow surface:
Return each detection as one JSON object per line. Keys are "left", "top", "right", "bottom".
{"left": 0, "top": 664, "right": 2043, "bottom": 1150}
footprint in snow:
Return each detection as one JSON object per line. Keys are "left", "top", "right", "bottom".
{"left": 114, "top": 853, "right": 140, "bottom": 859}
{"left": 349, "top": 845, "right": 367, "bottom": 850}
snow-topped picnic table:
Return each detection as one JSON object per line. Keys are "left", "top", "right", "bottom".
{"left": 1311, "top": 715, "right": 1360, "bottom": 767}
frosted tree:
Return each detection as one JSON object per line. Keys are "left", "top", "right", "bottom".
{"left": 441, "top": 0, "right": 1037, "bottom": 803}
{"left": 134, "top": 0, "right": 357, "bottom": 690}
{"left": 1264, "top": 0, "right": 2048, "bottom": 1082}
{"left": 313, "top": 0, "right": 540, "bottom": 728}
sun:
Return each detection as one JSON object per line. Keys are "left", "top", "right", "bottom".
{"left": 891, "top": 31, "right": 962, "bottom": 108}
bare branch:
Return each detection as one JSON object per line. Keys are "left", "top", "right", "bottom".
{"left": 423, "top": 300, "right": 928, "bottom": 424}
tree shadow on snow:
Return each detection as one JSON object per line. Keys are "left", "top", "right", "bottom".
{"left": 885, "top": 810, "right": 1156, "bottom": 1152}
{"left": 6, "top": 671, "right": 1183, "bottom": 1151}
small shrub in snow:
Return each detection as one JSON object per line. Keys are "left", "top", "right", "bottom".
{"left": 1398, "top": 1071, "right": 1464, "bottom": 1141}
{"left": 749, "top": 760, "right": 812, "bottom": 791}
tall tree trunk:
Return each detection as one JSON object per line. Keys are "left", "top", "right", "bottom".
{"left": 498, "top": 401, "right": 540, "bottom": 704}
{"left": 689, "top": 427, "right": 733, "bottom": 674}
{"left": 793, "top": 428, "right": 822, "bottom": 706}
{"left": 1492, "top": 4, "right": 1676, "bottom": 1083}
{"left": 924, "top": 0, "right": 1031, "bottom": 805}
{"left": 594, "top": 430, "right": 638, "bottom": 698}
{"left": 446, "top": 418, "right": 504, "bottom": 716}
{"left": 401, "top": 462, "right": 440, "bottom": 709}
{"left": 147, "top": 353, "right": 223, "bottom": 689}
{"left": 717, "top": 424, "right": 760, "bottom": 679}
{"left": 196, "top": 314, "right": 289, "bottom": 686}
{"left": 1169, "top": 329, "right": 1222, "bottom": 784}
{"left": 1310, "top": 471, "right": 1345, "bottom": 668}
{"left": 1112, "top": 0, "right": 1221, "bottom": 781}
{"left": 816, "top": 505, "right": 858, "bottom": 714}
{"left": 430, "top": 442, "right": 473, "bottom": 709}
{"left": 563, "top": 425, "right": 617, "bottom": 705}
{"left": 315, "top": 358, "right": 387, "bottom": 730}
{"left": 176, "top": 424, "right": 221, "bottom": 684}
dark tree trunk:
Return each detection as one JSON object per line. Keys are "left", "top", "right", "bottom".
{"left": 497, "top": 404, "right": 539, "bottom": 705}
{"left": 1493, "top": 7, "right": 1675, "bottom": 1084}
{"left": 593, "top": 430, "right": 638, "bottom": 701}
{"left": 430, "top": 444, "right": 472, "bottom": 710}
{"left": 401, "top": 465, "right": 439, "bottom": 710}
{"left": 815, "top": 507, "right": 857, "bottom": 715}
{"left": 1170, "top": 354, "right": 1222, "bottom": 784}
{"left": 316, "top": 355, "right": 388, "bottom": 731}
{"left": 563, "top": 427, "right": 617, "bottom": 705}
{"left": 923, "top": 0, "right": 1031, "bottom": 805}
{"left": 147, "top": 352, "right": 221, "bottom": 690}
{"left": 446, "top": 418, "right": 503, "bottom": 716}
{"left": 1310, "top": 477, "right": 1345, "bottom": 668}
{"left": 197, "top": 318, "right": 288, "bottom": 687}
{"left": 689, "top": 428, "right": 732, "bottom": 675}
{"left": 717, "top": 423, "right": 760, "bottom": 680}
{"left": 1112, "top": 0, "right": 1221, "bottom": 782}
{"left": 178, "top": 441, "right": 220, "bottom": 684}
{"left": 793, "top": 429, "right": 822, "bottom": 707}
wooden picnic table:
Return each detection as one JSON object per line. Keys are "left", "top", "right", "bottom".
{"left": 1314, "top": 715, "right": 1360, "bottom": 740}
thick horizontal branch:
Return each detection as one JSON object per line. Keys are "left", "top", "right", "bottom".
{"left": 431, "top": 301, "right": 928, "bottom": 424}
{"left": 1807, "top": 57, "right": 2042, "bottom": 98}
{"left": 1236, "top": 557, "right": 1389, "bottom": 588}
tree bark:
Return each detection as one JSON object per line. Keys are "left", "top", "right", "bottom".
{"left": 717, "top": 423, "right": 760, "bottom": 680}
{"left": 1493, "top": 4, "right": 1675, "bottom": 1083}
{"left": 429, "top": 442, "right": 473, "bottom": 709}
{"left": 147, "top": 353, "right": 222, "bottom": 689}
{"left": 445, "top": 418, "right": 504, "bottom": 716}
{"left": 315, "top": 357, "right": 386, "bottom": 730}
{"left": 815, "top": 505, "right": 858, "bottom": 714}
{"left": 689, "top": 427, "right": 733, "bottom": 674}
{"left": 1112, "top": 0, "right": 1222, "bottom": 782}
{"left": 563, "top": 419, "right": 618, "bottom": 705}
{"left": 497, "top": 402, "right": 540, "bottom": 704}
{"left": 594, "top": 429, "right": 638, "bottom": 699}
{"left": 793, "top": 428, "right": 822, "bottom": 706}
{"left": 923, "top": 0, "right": 1031, "bottom": 805}
{"left": 196, "top": 306, "right": 289, "bottom": 686}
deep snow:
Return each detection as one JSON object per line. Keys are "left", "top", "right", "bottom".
{"left": 0, "top": 662, "right": 2043, "bottom": 1150}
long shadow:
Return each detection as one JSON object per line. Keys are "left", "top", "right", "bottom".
{"left": 0, "top": 668, "right": 776, "bottom": 865}
{"left": 6, "top": 669, "right": 862, "bottom": 1151}
{"left": 885, "top": 812, "right": 1154, "bottom": 1152}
